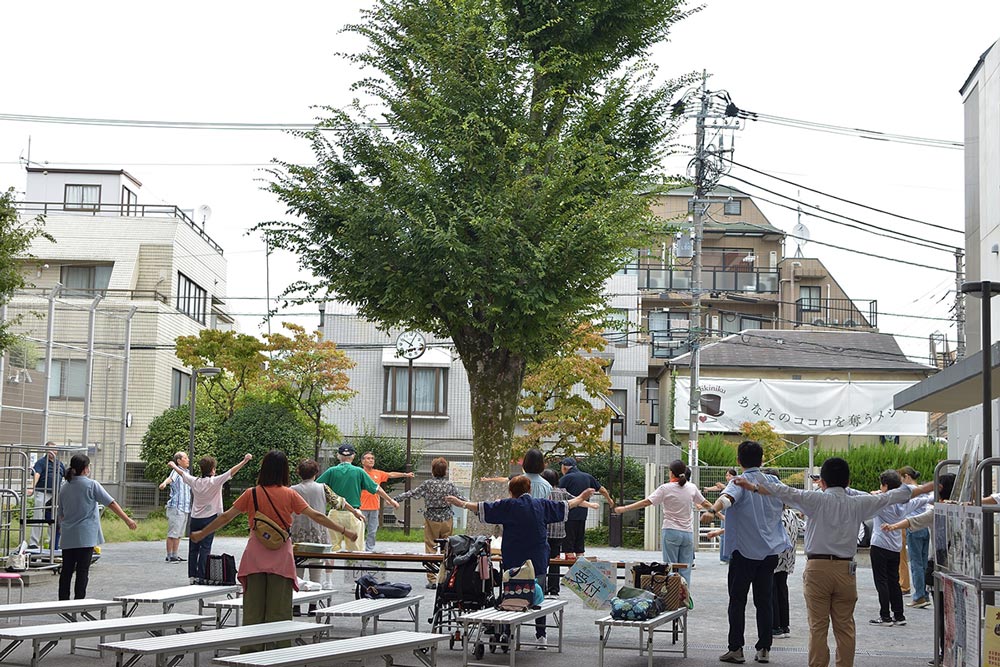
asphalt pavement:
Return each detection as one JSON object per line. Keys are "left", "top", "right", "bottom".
{"left": 8, "top": 537, "right": 935, "bottom": 666}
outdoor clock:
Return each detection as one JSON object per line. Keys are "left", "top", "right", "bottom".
{"left": 395, "top": 331, "right": 426, "bottom": 360}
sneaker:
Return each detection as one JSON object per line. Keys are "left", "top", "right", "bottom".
{"left": 772, "top": 628, "right": 789, "bottom": 638}
{"left": 165, "top": 556, "right": 172, "bottom": 562}
{"left": 893, "top": 618, "right": 907, "bottom": 626}
{"left": 720, "top": 648, "right": 746, "bottom": 664}
{"left": 425, "top": 583, "right": 437, "bottom": 590}
{"left": 535, "top": 635, "right": 547, "bottom": 650}
{"left": 173, "top": 555, "right": 186, "bottom": 562}
{"left": 914, "top": 598, "right": 931, "bottom": 609}
{"left": 755, "top": 649, "right": 770, "bottom": 663}
{"left": 869, "top": 617, "right": 893, "bottom": 626}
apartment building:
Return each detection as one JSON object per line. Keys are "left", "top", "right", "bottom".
{"left": 0, "top": 168, "right": 231, "bottom": 499}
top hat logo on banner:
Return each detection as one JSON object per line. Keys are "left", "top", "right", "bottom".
{"left": 699, "top": 392, "right": 724, "bottom": 422}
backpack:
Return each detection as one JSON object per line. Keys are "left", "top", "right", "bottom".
{"left": 355, "top": 574, "right": 412, "bottom": 599}
{"left": 251, "top": 487, "right": 290, "bottom": 550}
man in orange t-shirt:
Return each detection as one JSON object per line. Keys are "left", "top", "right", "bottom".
{"left": 360, "top": 451, "right": 413, "bottom": 552}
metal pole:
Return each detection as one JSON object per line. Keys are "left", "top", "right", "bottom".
{"left": 0, "top": 305, "right": 6, "bottom": 422}
{"left": 404, "top": 358, "right": 413, "bottom": 536}
{"left": 686, "top": 75, "right": 709, "bottom": 483}
{"left": 81, "top": 296, "right": 102, "bottom": 456}
{"left": 188, "top": 372, "right": 198, "bottom": 473}
{"left": 117, "top": 307, "right": 136, "bottom": 491}
{"left": 41, "top": 285, "right": 60, "bottom": 445}
{"left": 807, "top": 436, "right": 815, "bottom": 490}
{"left": 981, "top": 279, "right": 994, "bottom": 604}
{"left": 956, "top": 249, "right": 966, "bottom": 359}
{"left": 618, "top": 418, "right": 625, "bottom": 506}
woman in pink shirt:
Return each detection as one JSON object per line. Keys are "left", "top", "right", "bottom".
{"left": 614, "top": 459, "right": 714, "bottom": 585}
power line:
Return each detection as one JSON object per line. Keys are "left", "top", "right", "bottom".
{"left": 0, "top": 112, "right": 389, "bottom": 132}
{"left": 724, "top": 157, "right": 962, "bottom": 234}
{"left": 737, "top": 110, "right": 963, "bottom": 150}
{"left": 721, "top": 175, "right": 958, "bottom": 253}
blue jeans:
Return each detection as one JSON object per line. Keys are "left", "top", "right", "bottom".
{"left": 362, "top": 510, "right": 380, "bottom": 551}
{"left": 662, "top": 528, "right": 694, "bottom": 585}
{"left": 188, "top": 514, "right": 216, "bottom": 579}
{"left": 907, "top": 527, "right": 930, "bottom": 601}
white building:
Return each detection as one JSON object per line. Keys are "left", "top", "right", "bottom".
{"left": 0, "top": 168, "right": 231, "bottom": 504}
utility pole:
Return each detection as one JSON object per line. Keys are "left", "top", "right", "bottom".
{"left": 686, "top": 75, "right": 709, "bottom": 475}
{"left": 956, "top": 248, "right": 966, "bottom": 359}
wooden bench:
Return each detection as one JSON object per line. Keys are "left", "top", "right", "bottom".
{"left": 211, "top": 630, "right": 449, "bottom": 667}
{"left": 456, "top": 599, "right": 567, "bottom": 667}
{"left": 204, "top": 591, "right": 333, "bottom": 628}
{"left": 0, "top": 613, "right": 212, "bottom": 667}
{"left": 314, "top": 595, "right": 422, "bottom": 636}
{"left": 101, "top": 620, "right": 331, "bottom": 667}
{"left": 595, "top": 606, "right": 688, "bottom": 667}
{"left": 115, "top": 585, "right": 242, "bottom": 617}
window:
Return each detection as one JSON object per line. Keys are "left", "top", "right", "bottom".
{"left": 800, "top": 286, "right": 822, "bottom": 312}
{"left": 603, "top": 308, "right": 629, "bottom": 342}
{"left": 383, "top": 366, "right": 448, "bottom": 416}
{"left": 740, "top": 317, "right": 764, "bottom": 330}
{"left": 611, "top": 388, "right": 627, "bottom": 436}
{"left": 64, "top": 184, "right": 101, "bottom": 211}
{"left": 171, "top": 369, "right": 190, "bottom": 408}
{"left": 48, "top": 359, "right": 87, "bottom": 400}
{"left": 122, "top": 186, "right": 137, "bottom": 216}
{"left": 724, "top": 199, "right": 742, "bottom": 215}
{"left": 60, "top": 265, "right": 112, "bottom": 296}
{"left": 177, "top": 272, "right": 207, "bottom": 324}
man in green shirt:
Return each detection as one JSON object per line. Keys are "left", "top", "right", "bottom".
{"left": 317, "top": 444, "right": 395, "bottom": 550}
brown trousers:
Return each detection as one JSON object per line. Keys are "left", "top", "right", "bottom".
{"left": 898, "top": 528, "right": 910, "bottom": 592}
{"left": 803, "top": 559, "right": 858, "bottom": 667}
{"left": 424, "top": 519, "right": 453, "bottom": 584}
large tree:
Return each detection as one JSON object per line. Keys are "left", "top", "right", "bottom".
{"left": 263, "top": 0, "right": 690, "bottom": 495}
{"left": 174, "top": 330, "right": 267, "bottom": 420}
{"left": 0, "top": 188, "right": 52, "bottom": 352}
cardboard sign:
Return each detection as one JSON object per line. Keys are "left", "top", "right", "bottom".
{"left": 562, "top": 558, "right": 615, "bottom": 610}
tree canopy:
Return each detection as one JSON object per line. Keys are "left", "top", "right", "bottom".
{"left": 0, "top": 187, "right": 52, "bottom": 352}
{"left": 262, "top": 0, "right": 691, "bottom": 493}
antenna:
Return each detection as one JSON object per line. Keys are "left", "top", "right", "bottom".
{"left": 792, "top": 221, "right": 810, "bottom": 258}
{"left": 197, "top": 205, "right": 212, "bottom": 228}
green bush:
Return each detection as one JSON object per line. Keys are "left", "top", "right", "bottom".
{"left": 140, "top": 406, "right": 221, "bottom": 482}
{"left": 585, "top": 525, "right": 644, "bottom": 549}
{"left": 571, "top": 451, "right": 645, "bottom": 500}
{"left": 695, "top": 435, "right": 737, "bottom": 466}
{"left": 215, "top": 401, "right": 313, "bottom": 488}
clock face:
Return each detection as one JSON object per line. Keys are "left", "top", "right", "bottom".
{"left": 396, "top": 331, "right": 426, "bottom": 360}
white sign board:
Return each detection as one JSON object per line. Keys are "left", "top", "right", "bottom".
{"left": 673, "top": 377, "right": 927, "bottom": 435}
{"left": 449, "top": 462, "right": 473, "bottom": 487}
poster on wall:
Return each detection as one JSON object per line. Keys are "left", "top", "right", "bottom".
{"left": 943, "top": 577, "right": 980, "bottom": 667}
{"left": 673, "top": 377, "right": 926, "bottom": 435}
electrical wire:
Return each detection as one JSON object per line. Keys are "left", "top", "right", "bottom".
{"left": 738, "top": 110, "right": 963, "bottom": 150}
{"left": 0, "top": 112, "right": 389, "bottom": 132}
{"left": 723, "top": 157, "right": 962, "bottom": 234}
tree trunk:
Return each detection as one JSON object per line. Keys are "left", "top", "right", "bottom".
{"left": 455, "top": 332, "right": 527, "bottom": 535}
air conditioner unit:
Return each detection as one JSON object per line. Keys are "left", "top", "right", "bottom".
{"left": 844, "top": 319, "right": 857, "bottom": 328}
{"left": 811, "top": 318, "right": 826, "bottom": 326}
{"left": 769, "top": 251, "right": 778, "bottom": 269}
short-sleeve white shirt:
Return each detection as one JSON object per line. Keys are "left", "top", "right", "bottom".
{"left": 646, "top": 481, "right": 706, "bottom": 531}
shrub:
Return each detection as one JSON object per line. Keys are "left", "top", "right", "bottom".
{"left": 215, "top": 401, "right": 312, "bottom": 488}
{"left": 140, "top": 406, "right": 220, "bottom": 482}
{"left": 571, "top": 451, "right": 645, "bottom": 500}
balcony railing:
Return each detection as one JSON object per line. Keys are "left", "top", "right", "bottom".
{"left": 621, "top": 262, "right": 779, "bottom": 294}
{"left": 795, "top": 298, "right": 877, "bottom": 328}
{"left": 15, "top": 201, "right": 224, "bottom": 256}
{"left": 16, "top": 287, "right": 170, "bottom": 305}
{"left": 650, "top": 330, "right": 691, "bottom": 359}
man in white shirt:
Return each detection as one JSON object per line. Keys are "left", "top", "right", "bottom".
{"left": 734, "top": 457, "right": 933, "bottom": 667}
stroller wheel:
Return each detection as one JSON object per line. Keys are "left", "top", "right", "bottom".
{"left": 500, "top": 634, "right": 510, "bottom": 653}
{"left": 474, "top": 643, "right": 485, "bottom": 660}
{"left": 449, "top": 636, "right": 455, "bottom": 650}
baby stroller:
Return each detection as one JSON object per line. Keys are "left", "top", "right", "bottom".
{"left": 430, "top": 535, "right": 498, "bottom": 650}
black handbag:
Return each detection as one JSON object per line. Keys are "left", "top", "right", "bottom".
{"left": 205, "top": 553, "right": 237, "bottom": 585}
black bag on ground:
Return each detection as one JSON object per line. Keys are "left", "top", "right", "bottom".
{"left": 204, "top": 553, "right": 238, "bottom": 585}
{"left": 355, "top": 574, "right": 411, "bottom": 599}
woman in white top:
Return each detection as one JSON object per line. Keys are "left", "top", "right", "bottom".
{"left": 614, "top": 459, "right": 714, "bottom": 585}
{"left": 170, "top": 453, "right": 252, "bottom": 581}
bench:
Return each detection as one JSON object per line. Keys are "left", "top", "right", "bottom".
{"left": 0, "top": 598, "right": 116, "bottom": 624}
{"left": 456, "top": 599, "right": 567, "bottom": 667}
{"left": 101, "top": 620, "right": 331, "bottom": 667}
{"left": 115, "top": 585, "right": 242, "bottom": 617}
{"left": 0, "top": 613, "right": 212, "bottom": 667}
{"left": 204, "top": 591, "right": 333, "bottom": 628}
{"left": 314, "top": 595, "right": 422, "bottom": 636}
{"left": 211, "top": 630, "right": 449, "bottom": 667}
{"left": 595, "top": 606, "right": 688, "bottom": 667}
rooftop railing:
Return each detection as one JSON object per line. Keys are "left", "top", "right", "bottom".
{"left": 620, "top": 262, "right": 779, "bottom": 294}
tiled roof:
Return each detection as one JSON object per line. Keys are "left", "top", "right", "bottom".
{"left": 669, "top": 329, "right": 935, "bottom": 372}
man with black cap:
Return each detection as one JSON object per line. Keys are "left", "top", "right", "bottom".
{"left": 317, "top": 444, "right": 396, "bottom": 551}
{"left": 558, "top": 457, "right": 614, "bottom": 558}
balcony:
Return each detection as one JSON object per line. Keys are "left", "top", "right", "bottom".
{"left": 650, "top": 330, "right": 691, "bottom": 359}
{"left": 621, "top": 262, "right": 779, "bottom": 294}
{"left": 795, "top": 297, "right": 877, "bottom": 328}
{"left": 15, "top": 286, "right": 170, "bottom": 305}
{"left": 16, "top": 201, "right": 223, "bottom": 256}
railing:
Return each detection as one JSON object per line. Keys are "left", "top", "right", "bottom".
{"left": 15, "top": 201, "right": 224, "bottom": 256}
{"left": 621, "top": 262, "right": 779, "bottom": 294}
{"left": 16, "top": 287, "right": 170, "bottom": 305}
{"left": 650, "top": 330, "right": 691, "bottom": 359}
{"left": 795, "top": 298, "right": 877, "bottom": 328}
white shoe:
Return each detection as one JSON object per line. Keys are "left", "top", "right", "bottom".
{"left": 535, "top": 635, "right": 547, "bottom": 650}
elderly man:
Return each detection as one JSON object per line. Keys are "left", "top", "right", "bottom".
{"left": 158, "top": 451, "right": 191, "bottom": 563}
{"left": 557, "top": 457, "right": 613, "bottom": 558}
{"left": 28, "top": 445, "right": 66, "bottom": 549}
{"left": 359, "top": 451, "right": 412, "bottom": 552}
{"left": 317, "top": 444, "right": 397, "bottom": 551}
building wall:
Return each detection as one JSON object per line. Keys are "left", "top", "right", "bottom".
{"left": 25, "top": 170, "right": 141, "bottom": 207}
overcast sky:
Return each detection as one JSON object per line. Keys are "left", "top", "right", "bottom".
{"left": 1, "top": 1, "right": 997, "bottom": 363}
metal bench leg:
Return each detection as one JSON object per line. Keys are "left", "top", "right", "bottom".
{"left": 646, "top": 626, "right": 655, "bottom": 667}
{"left": 556, "top": 606, "right": 563, "bottom": 653}
{"left": 0, "top": 639, "right": 23, "bottom": 663}
{"left": 461, "top": 621, "right": 471, "bottom": 667}
{"left": 597, "top": 624, "right": 611, "bottom": 667}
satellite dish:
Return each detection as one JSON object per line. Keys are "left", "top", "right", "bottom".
{"left": 792, "top": 222, "right": 810, "bottom": 257}
{"left": 197, "top": 205, "right": 213, "bottom": 227}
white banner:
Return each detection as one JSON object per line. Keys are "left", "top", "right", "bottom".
{"left": 673, "top": 377, "right": 927, "bottom": 436}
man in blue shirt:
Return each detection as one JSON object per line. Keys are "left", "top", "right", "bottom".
{"left": 28, "top": 445, "right": 66, "bottom": 549}
{"left": 704, "top": 441, "right": 790, "bottom": 664}
{"left": 558, "top": 457, "right": 613, "bottom": 558}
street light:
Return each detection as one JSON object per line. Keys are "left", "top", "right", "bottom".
{"left": 960, "top": 280, "right": 1000, "bottom": 605}
{"left": 189, "top": 367, "right": 222, "bottom": 472}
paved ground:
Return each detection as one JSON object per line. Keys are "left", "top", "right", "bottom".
{"left": 4, "top": 537, "right": 935, "bottom": 666}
